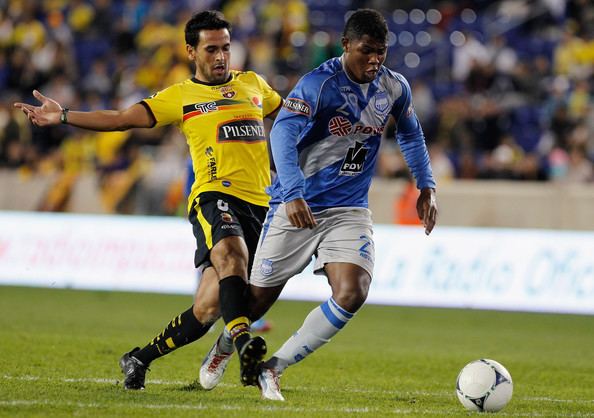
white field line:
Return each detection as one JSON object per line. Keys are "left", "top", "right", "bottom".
{"left": 1, "top": 400, "right": 593, "bottom": 417}
{"left": 4, "top": 374, "right": 594, "bottom": 406}
{"left": 0, "top": 399, "right": 376, "bottom": 415}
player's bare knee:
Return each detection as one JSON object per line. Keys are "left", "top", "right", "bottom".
{"left": 333, "top": 279, "right": 369, "bottom": 311}
{"left": 334, "top": 289, "right": 367, "bottom": 312}
{"left": 193, "top": 302, "right": 220, "bottom": 324}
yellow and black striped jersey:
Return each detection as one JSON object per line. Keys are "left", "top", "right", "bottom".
{"left": 142, "top": 70, "right": 282, "bottom": 212}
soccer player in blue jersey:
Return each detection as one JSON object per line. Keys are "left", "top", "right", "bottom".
{"left": 199, "top": 8, "right": 438, "bottom": 400}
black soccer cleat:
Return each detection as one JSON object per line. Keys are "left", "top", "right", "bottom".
{"left": 238, "top": 336, "right": 267, "bottom": 386}
{"left": 119, "top": 347, "right": 149, "bottom": 390}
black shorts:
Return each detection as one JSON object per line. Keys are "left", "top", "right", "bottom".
{"left": 189, "top": 191, "right": 268, "bottom": 273}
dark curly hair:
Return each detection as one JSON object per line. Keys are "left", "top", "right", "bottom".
{"left": 343, "top": 9, "right": 388, "bottom": 43}
{"left": 185, "top": 10, "right": 231, "bottom": 47}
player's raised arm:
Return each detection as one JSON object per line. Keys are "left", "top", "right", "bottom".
{"left": 14, "top": 89, "right": 154, "bottom": 131}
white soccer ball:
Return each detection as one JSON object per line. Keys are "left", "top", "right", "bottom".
{"left": 456, "top": 359, "right": 513, "bottom": 412}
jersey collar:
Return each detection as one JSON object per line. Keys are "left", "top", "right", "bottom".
{"left": 191, "top": 73, "right": 233, "bottom": 86}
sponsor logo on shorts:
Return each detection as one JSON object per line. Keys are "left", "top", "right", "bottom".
{"left": 260, "top": 259, "right": 273, "bottom": 276}
{"left": 221, "top": 224, "right": 238, "bottom": 229}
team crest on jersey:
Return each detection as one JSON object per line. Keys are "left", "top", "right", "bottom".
{"left": 260, "top": 259, "right": 273, "bottom": 276}
{"left": 328, "top": 116, "right": 352, "bottom": 137}
{"left": 373, "top": 91, "right": 390, "bottom": 114}
{"left": 283, "top": 98, "right": 311, "bottom": 116}
{"left": 221, "top": 212, "right": 233, "bottom": 223}
{"left": 339, "top": 141, "right": 368, "bottom": 176}
{"left": 220, "top": 86, "right": 236, "bottom": 98}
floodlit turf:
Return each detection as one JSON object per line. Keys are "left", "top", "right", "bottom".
{"left": 0, "top": 286, "right": 593, "bottom": 417}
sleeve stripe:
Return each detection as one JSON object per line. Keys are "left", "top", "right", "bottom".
{"left": 138, "top": 101, "right": 157, "bottom": 128}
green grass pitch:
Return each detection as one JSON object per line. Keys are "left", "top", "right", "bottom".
{"left": 0, "top": 285, "right": 593, "bottom": 417}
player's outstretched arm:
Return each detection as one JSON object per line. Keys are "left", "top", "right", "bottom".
{"left": 416, "top": 187, "right": 437, "bottom": 235}
{"left": 14, "top": 90, "right": 154, "bottom": 131}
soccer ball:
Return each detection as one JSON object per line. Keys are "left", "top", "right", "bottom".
{"left": 456, "top": 359, "right": 513, "bottom": 412}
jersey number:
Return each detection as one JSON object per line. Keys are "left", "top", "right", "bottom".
{"left": 217, "top": 199, "right": 229, "bottom": 212}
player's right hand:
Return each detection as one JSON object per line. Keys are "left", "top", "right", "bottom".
{"left": 285, "top": 198, "right": 317, "bottom": 229}
{"left": 14, "top": 90, "right": 62, "bottom": 126}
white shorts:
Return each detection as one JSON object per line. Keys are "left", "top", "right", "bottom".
{"left": 249, "top": 204, "right": 374, "bottom": 288}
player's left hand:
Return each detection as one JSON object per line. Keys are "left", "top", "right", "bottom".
{"left": 285, "top": 198, "right": 317, "bottom": 229}
{"left": 417, "top": 187, "right": 437, "bottom": 235}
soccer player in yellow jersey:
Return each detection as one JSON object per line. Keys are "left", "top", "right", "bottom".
{"left": 15, "top": 11, "right": 282, "bottom": 390}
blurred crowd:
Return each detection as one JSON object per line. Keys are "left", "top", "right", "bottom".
{"left": 0, "top": 0, "right": 593, "bottom": 215}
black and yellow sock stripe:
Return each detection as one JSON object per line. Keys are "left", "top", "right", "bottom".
{"left": 132, "top": 306, "right": 211, "bottom": 365}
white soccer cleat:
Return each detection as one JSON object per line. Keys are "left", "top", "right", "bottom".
{"left": 258, "top": 367, "right": 285, "bottom": 401}
{"left": 199, "top": 339, "right": 233, "bottom": 390}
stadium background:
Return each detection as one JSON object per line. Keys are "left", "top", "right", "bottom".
{"left": 0, "top": 0, "right": 593, "bottom": 220}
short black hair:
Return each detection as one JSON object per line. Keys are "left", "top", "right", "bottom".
{"left": 185, "top": 10, "right": 231, "bottom": 47}
{"left": 343, "top": 9, "right": 388, "bottom": 43}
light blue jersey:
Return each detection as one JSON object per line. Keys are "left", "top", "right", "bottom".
{"left": 268, "top": 56, "right": 435, "bottom": 210}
